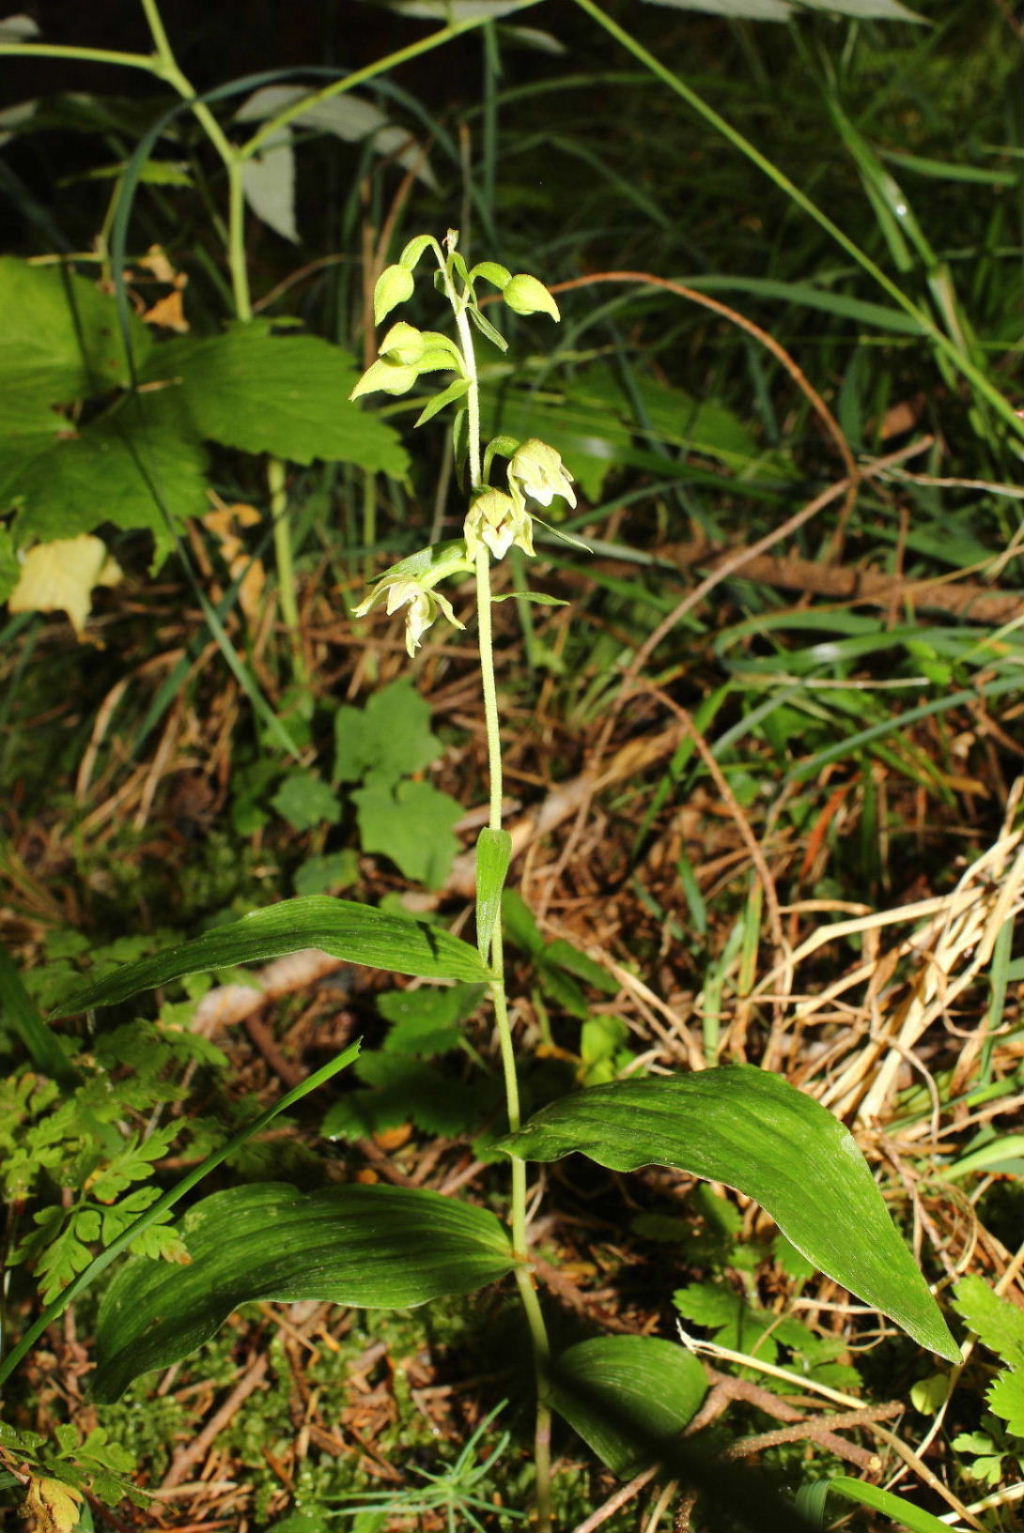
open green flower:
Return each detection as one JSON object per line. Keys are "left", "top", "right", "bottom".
{"left": 508, "top": 439, "right": 576, "bottom": 511}
{"left": 353, "top": 574, "right": 464, "bottom": 657}
{"left": 464, "top": 488, "right": 535, "bottom": 561}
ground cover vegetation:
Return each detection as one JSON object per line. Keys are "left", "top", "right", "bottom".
{"left": 0, "top": 0, "right": 1023, "bottom": 1528}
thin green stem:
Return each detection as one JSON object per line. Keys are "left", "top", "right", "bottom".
{"left": 571, "top": 0, "right": 1024, "bottom": 447}
{"left": 450, "top": 249, "right": 553, "bottom": 1529}
{"left": 0, "top": 42, "right": 155, "bottom": 69}
{"left": 138, "top": 0, "right": 252, "bottom": 319}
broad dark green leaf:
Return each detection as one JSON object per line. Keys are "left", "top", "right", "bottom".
{"left": 0, "top": 255, "right": 153, "bottom": 399}
{"left": 4, "top": 406, "right": 209, "bottom": 567}
{"left": 498, "top": 1066, "right": 958, "bottom": 1360}
{"left": 93, "top": 1183, "right": 516, "bottom": 1400}
{"left": 551, "top": 1336, "right": 707, "bottom": 1478}
{"left": 51, "top": 896, "right": 493, "bottom": 1016}
{"left": 138, "top": 324, "right": 408, "bottom": 476}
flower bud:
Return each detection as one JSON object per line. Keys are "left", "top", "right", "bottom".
{"left": 503, "top": 273, "right": 560, "bottom": 321}
{"left": 508, "top": 438, "right": 576, "bottom": 510}
{"left": 373, "top": 263, "right": 415, "bottom": 325}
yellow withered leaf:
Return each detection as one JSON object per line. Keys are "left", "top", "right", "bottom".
{"left": 9, "top": 535, "right": 123, "bottom": 637}
{"left": 23, "top": 1475, "right": 84, "bottom": 1533}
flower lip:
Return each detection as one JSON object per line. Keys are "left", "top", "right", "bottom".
{"left": 464, "top": 487, "right": 535, "bottom": 562}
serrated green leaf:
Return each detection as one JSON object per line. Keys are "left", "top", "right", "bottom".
{"left": 353, "top": 780, "right": 463, "bottom": 889}
{"left": 550, "top": 1336, "right": 707, "bottom": 1478}
{"left": 334, "top": 678, "right": 442, "bottom": 788}
{"left": 270, "top": 770, "right": 342, "bottom": 832}
{"left": 51, "top": 897, "right": 492, "bottom": 1017}
{"left": 378, "top": 982, "right": 485, "bottom": 1054}
{"left": 4, "top": 402, "right": 208, "bottom": 567}
{"left": 952, "top": 1275, "right": 1024, "bottom": 1367}
{"left": 987, "top": 1370, "right": 1024, "bottom": 1437}
{"left": 93, "top": 1182, "right": 516, "bottom": 1400}
{"left": 498, "top": 1066, "right": 958, "bottom": 1361}
{"left": 475, "top": 828, "right": 512, "bottom": 960}
{"left": 292, "top": 850, "right": 360, "bottom": 897}
{"left": 138, "top": 325, "right": 408, "bottom": 476}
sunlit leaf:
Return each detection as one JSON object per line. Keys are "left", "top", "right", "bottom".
{"left": 51, "top": 896, "right": 493, "bottom": 1016}
{"left": 499, "top": 1066, "right": 958, "bottom": 1360}
{"left": 139, "top": 323, "right": 408, "bottom": 476}
{"left": 93, "top": 1182, "right": 516, "bottom": 1400}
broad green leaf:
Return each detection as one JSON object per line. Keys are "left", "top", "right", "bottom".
{"left": 93, "top": 1182, "right": 516, "bottom": 1401}
{"left": 550, "top": 1336, "right": 707, "bottom": 1478}
{"left": 498, "top": 1066, "right": 958, "bottom": 1361}
{"left": 51, "top": 897, "right": 492, "bottom": 1016}
{"left": 4, "top": 405, "right": 208, "bottom": 567}
{"left": 475, "top": 828, "right": 512, "bottom": 960}
{"left": 0, "top": 255, "right": 153, "bottom": 399}
{"left": 138, "top": 324, "right": 408, "bottom": 476}
{"left": 353, "top": 780, "right": 463, "bottom": 889}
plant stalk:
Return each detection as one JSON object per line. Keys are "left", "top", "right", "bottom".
{"left": 458, "top": 267, "right": 553, "bottom": 1528}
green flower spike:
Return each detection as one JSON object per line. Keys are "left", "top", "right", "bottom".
{"left": 508, "top": 439, "right": 577, "bottom": 511}
{"left": 465, "top": 488, "right": 535, "bottom": 562}
{"left": 353, "top": 575, "right": 464, "bottom": 657}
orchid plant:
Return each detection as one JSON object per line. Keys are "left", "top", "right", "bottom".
{"left": 3, "top": 230, "right": 961, "bottom": 1533}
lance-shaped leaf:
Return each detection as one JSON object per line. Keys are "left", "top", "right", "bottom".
{"left": 498, "top": 1066, "right": 958, "bottom": 1361}
{"left": 51, "top": 896, "right": 492, "bottom": 1016}
{"left": 93, "top": 1183, "right": 516, "bottom": 1401}
{"left": 550, "top": 1336, "right": 707, "bottom": 1478}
